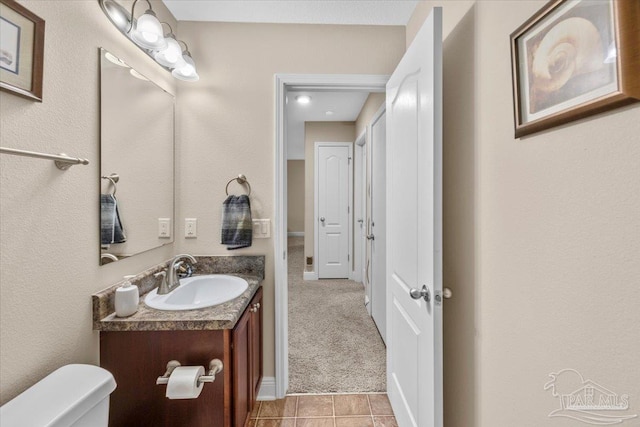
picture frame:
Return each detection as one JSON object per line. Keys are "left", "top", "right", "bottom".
{"left": 510, "top": 0, "right": 640, "bottom": 138}
{"left": 0, "top": 0, "right": 44, "bottom": 101}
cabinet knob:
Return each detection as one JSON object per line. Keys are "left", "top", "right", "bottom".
{"left": 250, "top": 302, "right": 260, "bottom": 312}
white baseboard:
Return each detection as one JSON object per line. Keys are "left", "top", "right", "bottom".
{"left": 303, "top": 271, "right": 318, "bottom": 281}
{"left": 287, "top": 232, "right": 304, "bottom": 237}
{"left": 257, "top": 377, "right": 276, "bottom": 401}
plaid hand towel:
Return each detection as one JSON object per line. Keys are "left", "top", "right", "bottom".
{"left": 100, "top": 194, "right": 127, "bottom": 246}
{"left": 221, "top": 195, "right": 252, "bottom": 250}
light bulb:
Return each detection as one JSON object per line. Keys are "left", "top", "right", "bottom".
{"left": 130, "top": 9, "right": 167, "bottom": 50}
{"left": 172, "top": 54, "right": 199, "bottom": 82}
{"left": 154, "top": 36, "right": 184, "bottom": 68}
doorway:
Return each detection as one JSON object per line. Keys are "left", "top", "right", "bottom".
{"left": 275, "top": 74, "right": 389, "bottom": 397}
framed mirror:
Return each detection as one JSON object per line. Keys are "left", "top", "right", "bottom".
{"left": 99, "top": 48, "right": 174, "bottom": 265}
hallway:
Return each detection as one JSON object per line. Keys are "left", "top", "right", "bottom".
{"left": 287, "top": 237, "right": 386, "bottom": 393}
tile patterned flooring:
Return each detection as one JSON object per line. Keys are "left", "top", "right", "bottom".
{"left": 248, "top": 394, "right": 397, "bottom": 427}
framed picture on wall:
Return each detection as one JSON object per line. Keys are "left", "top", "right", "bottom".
{"left": 510, "top": 0, "right": 640, "bottom": 138}
{"left": 0, "top": 0, "right": 44, "bottom": 101}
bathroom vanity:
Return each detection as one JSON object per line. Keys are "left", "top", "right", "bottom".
{"left": 93, "top": 256, "right": 264, "bottom": 427}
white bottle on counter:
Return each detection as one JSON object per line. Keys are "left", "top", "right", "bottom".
{"left": 115, "top": 275, "right": 139, "bottom": 317}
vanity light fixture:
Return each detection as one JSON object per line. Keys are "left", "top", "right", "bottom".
{"left": 98, "top": 0, "right": 199, "bottom": 82}
{"left": 295, "top": 95, "right": 312, "bottom": 104}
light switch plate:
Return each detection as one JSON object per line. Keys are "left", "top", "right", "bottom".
{"left": 185, "top": 218, "right": 197, "bottom": 238}
{"left": 252, "top": 219, "right": 271, "bottom": 238}
{"left": 158, "top": 218, "right": 171, "bottom": 238}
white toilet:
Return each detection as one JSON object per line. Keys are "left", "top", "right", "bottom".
{"left": 0, "top": 364, "right": 116, "bottom": 427}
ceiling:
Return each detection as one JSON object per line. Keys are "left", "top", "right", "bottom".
{"left": 162, "top": 1, "right": 419, "bottom": 26}
{"left": 286, "top": 91, "right": 370, "bottom": 160}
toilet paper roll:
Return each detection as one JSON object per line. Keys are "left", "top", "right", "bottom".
{"left": 166, "top": 366, "right": 205, "bottom": 399}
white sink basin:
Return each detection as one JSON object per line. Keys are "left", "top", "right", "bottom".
{"left": 145, "top": 274, "right": 248, "bottom": 311}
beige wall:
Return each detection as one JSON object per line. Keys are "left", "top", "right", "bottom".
{"left": 355, "top": 93, "right": 385, "bottom": 141}
{"left": 303, "top": 122, "right": 356, "bottom": 267}
{"left": 175, "top": 22, "right": 405, "bottom": 378}
{"left": 409, "top": 2, "right": 640, "bottom": 426}
{"left": 287, "top": 160, "right": 305, "bottom": 233}
{"left": 0, "top": 0, "right": 177, "bottom": 403}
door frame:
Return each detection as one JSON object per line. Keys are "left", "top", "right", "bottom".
{"left": 274, "top": 74, "right": 388, "bottom": 398}
{"left": 353, "top": 130, "right": 366, "bottom": 285}
{"left": 314, "top": 142, "right": 353, "bottom": 280}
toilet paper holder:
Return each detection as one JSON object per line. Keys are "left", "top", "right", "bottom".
{"left": 156, "top": 359, "right": 224, "bottom": 386}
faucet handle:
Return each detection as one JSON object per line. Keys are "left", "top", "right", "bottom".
{"left": 173, "top": 261, "right": 184, "bottom": 270}
{"left": 154, "top": 271, "right": 167, "bottom": 279}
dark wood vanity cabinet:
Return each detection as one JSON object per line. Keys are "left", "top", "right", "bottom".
{"left": 233, "top": 287, "right": 263, "bottom": 427}
{"left": 100, "top": 287, "right": 263, "bottom": 427}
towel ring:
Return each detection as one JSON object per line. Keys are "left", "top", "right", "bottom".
{"left": 225, "top": 174, "right": 251, "bottom": 196}
{"left": 101, "top": 173, "right": 119, "bottom": 196}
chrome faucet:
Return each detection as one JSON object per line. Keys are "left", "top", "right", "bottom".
{"left": 155, "top": 254, "right": 197, "bottom": 295}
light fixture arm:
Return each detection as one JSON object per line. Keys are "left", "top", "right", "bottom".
{"left": 178, "top": 40, "right": 191, "bottom": 55}
{"left": 160, "top": 21, "right": 175, "bottom": 37}
{"left": 127, "top": 0, "right": 155, "bottom": 33}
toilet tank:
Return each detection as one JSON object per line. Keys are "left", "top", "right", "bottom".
{"left": 0, "top": 364, "right": 116, "bottom": 427}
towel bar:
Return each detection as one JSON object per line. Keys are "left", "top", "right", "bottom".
{"left": 0, "top": 147, "right": 89, "bottom": 170}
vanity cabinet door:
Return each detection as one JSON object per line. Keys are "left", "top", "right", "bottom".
{"left": 232, "top": 305, "right": 251, "bottom": 427}
{"left": 249, "top": 288, "right": 263, "bottom": 405}
{"left": 232, "top": 287, "right": 263, "bottom": 427}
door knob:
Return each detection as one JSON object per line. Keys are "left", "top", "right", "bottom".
{"left": 320, "top": 217, "right": 325, "bottom": 223}
{"left": 409, "top": 285, "right": 431, "bottom": 302}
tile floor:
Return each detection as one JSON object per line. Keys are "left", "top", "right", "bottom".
{"left": 248, "top": 394, "right": 397, "bottom": 427}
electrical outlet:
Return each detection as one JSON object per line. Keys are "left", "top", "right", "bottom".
{"left": 158, "top": 218, "right": 171, "bottom": 238}
{"left": 185, "top": 218, "right": 197, "bottom": 238}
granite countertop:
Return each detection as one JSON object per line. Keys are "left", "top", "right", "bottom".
{"left": 93, "top": 256, "right": 264, "bottom": 332}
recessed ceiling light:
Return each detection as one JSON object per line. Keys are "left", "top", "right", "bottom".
{"left": 295, "top": 95, "right": 312, "bottom": 104}
{"left": 325, "top": 110, "right": 334, "bottom": 116}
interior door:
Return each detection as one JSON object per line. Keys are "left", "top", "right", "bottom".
{"left": 385, "top": 8, "right": 443, "bottom": 427}
{"left": 316, "top": 143, "right": 351, "bottom": 279}
{"left": 370, "top": 111, "right": 387, "bottom": 343}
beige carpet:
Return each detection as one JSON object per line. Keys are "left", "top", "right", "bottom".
{"left": 287, "top": 237, "right": 386, "bottom": 393}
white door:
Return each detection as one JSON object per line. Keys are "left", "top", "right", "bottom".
{"left": 370, "top": 110, "right": 387, "bottom": 343}
{"left": 386, "top": 8, "right": 443, "bottom": 427}
{"left": 316, "top": 143, "right": 351, "bottom": 279}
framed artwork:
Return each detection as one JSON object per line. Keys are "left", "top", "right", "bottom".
{"left": 0, "top": 0, "right": 44, "bottom": 101}
{"left": 510, "top": 0, "right": 640, "bottom": 138}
